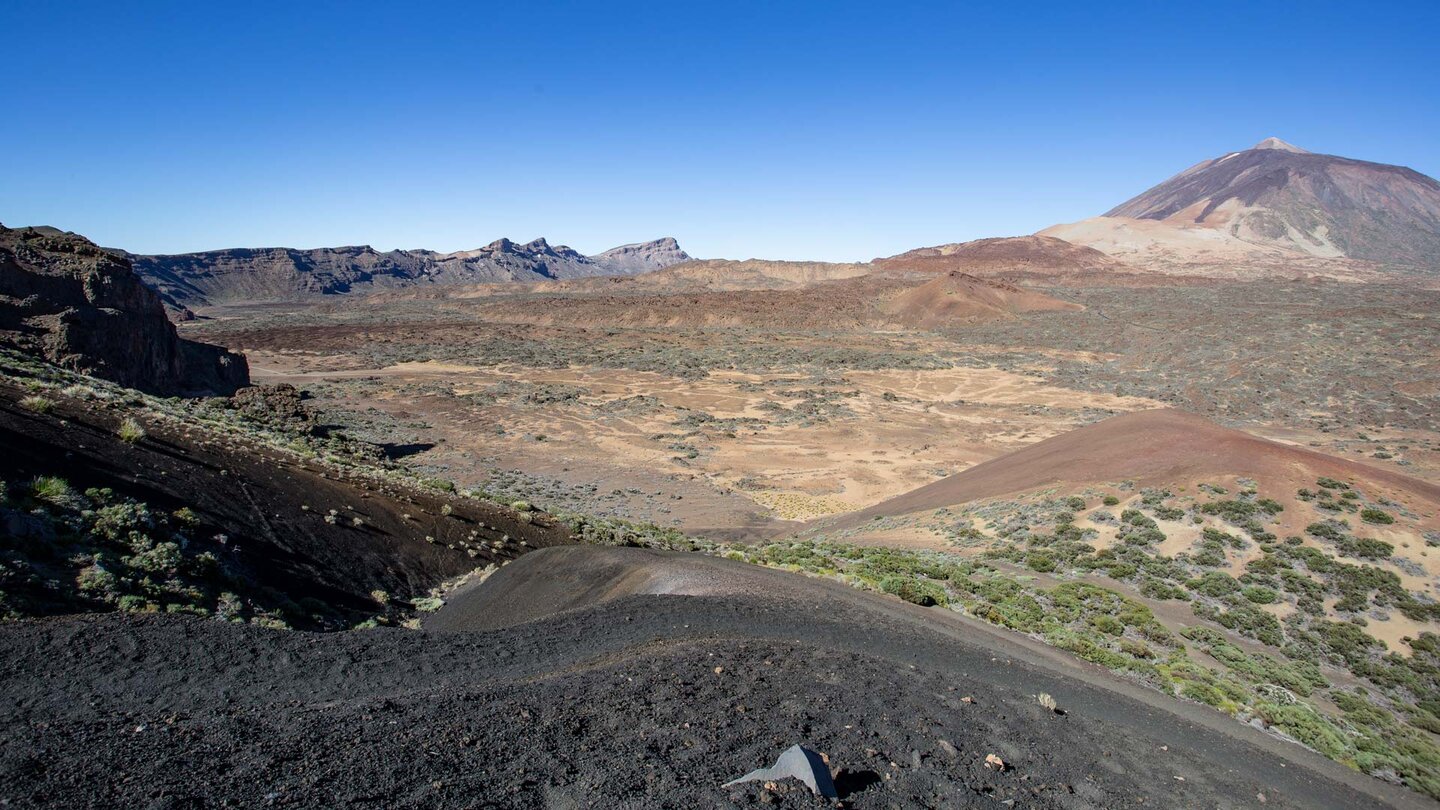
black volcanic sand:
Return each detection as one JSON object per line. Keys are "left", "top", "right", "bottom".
{"left": 1, "top": 547, "right": 1426, "bottom": 809}
{"left": 0, "top": 379, "right": 570, "bottom": 620}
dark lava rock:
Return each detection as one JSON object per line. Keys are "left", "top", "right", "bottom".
{"left": 0, "top": 224, "right": 247, "bottom": 395}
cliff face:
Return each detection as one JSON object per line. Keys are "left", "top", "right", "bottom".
{"left": 0, "top": 226, "right": 248, "bottom": 395}
{"left": 126, "top": 236, "right": 692, "bottom": 309}
{"left": 590, "top": 237, "right": 691, "bottom": 274}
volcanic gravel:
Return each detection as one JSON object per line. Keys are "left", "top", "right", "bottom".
{"left": 0, "top": 548, "right": 1422, "bottom": 809}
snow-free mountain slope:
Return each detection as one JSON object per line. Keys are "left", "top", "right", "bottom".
{"left": 1044, "top": 139, "right": 1440, "bottom": 274}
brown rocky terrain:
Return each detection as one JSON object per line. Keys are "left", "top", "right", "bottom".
{"left": 0, "top": 225, "right": 247, "bottom": 395}
{"left": 358, "top": 271, "right": 1082, "bottom": 331}
{"left": 366, "top": 257, "right": 877, "bottom": 302}
{"left": 877, "top": 271, "right": 1084, "bottom": 327}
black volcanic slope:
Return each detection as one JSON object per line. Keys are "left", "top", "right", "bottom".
{"left": 1104, "top": 138, "right": 1440, "bottom": 269}
{"left": 0, "top": 375, "right": 569, "bottom": 625}
{"left": 0, "top": 546, "right": 1423, "bottom": 809}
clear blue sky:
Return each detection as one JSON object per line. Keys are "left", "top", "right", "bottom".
{"left": 3, "top": 0, "right": 1437, "bottom": 261}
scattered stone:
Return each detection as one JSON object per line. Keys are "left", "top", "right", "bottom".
{"left": 722, "top": 744, "right": 837, "bottom": 799}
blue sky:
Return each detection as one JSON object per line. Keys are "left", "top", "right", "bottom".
{"left": 3, "top": 0, "right": 1437, "bottom": 260}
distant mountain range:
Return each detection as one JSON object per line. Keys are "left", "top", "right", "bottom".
{"left": 1044, "top": 138, "right": 1440, "bottom": 274}
{"left": 117, "top": 236, "right": 691, "bottom": 309}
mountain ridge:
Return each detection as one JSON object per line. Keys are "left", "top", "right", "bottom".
{"left": 116, "top": 235, "right": 691, "bottom": 309}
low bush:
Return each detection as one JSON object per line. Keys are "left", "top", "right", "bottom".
{"left": 1360, "top": 507, "right": 1395, "bottom": 525}
{"left": 879, "top": 575, "right": 948, "bottom": 607}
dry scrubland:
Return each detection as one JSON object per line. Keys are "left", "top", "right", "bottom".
{"left": 189, "top": 280, "right": 1440, "bottom": 528}
{"left": 1, "top": 268, "right": 1436, "bottom": 801}
{"left": 163, "top": 277, "right": 1440, "bottom": 798}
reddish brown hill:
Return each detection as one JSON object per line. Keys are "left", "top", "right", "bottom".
{"left": 874, "top": 235, "right": 1134, "bottom": 279}
{"left": 838, "top": 409, "right": 1440, "bottom": 524}
{"left": 878, "top": 271, "right": 1083, "bottom": 327}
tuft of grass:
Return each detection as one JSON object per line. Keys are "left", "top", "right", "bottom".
{"left": 20, "top": 395, "right": 55, "bottom": 414}
{"left": 30, "top": 475, "right": 78, "bottom": 508}
{"left": 117, "top": 417, "right": 146, "bottom": 444}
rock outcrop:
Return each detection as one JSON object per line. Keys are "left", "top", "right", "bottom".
{"left": 0, "top": 225, "right": 248, "bottom": 395}
{"left": 590, "top": 237, "right": 691, "bottom": 274}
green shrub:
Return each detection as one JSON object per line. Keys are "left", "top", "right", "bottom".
{"left": 1194, "top": 571, "right": 1242, "bottom": 597}
{"left": 1242, "top": 585, "right": 1278, "bottom": 604}
{"left": 1253, "top": 702, "right": 1350, "bottom": 760}
{"left": 1338, "top": 537, "right": 1393, "bottom": 560}
{"left": 1089, "top": 614, "right": 1124, "bottom": 636}
{"left": 1182, "top": 682, "right": 1226, "bottom": 706}
{"left": 1105, "top": 562, "right": 1137, "bottom": 579}
{"left": 1256, "top": 498, "right": 1284, "bottom": 514}
{"left": 1026, "top": 553, "right": 1056, "bottom": 573}
{"left": 1306, "top": 522, "right": 1345, "bottom": 542}
{"left": 1360, "top": 508, "right": 1395, "bottom": 525}
{"left": 1121, "top": 509, "right": 1157, "bottom": 528}
{"left": 1139, "top": 579, "right": 1188, "bottom": 600}
{"left": 1103, "top": 495, "right": 1120, "bottom": 506}
{"left": 879, "top": 575, "right": 948, "bottom": 607}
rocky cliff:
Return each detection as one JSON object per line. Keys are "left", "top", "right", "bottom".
{"left": 126, "top": 235, "right": 692, "bottom": 308}
{"left": 589, "top": 237, "right": 691, "bottom": 274}
{"left": 0, "top": 225, "right": 248, "bottom": 395}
